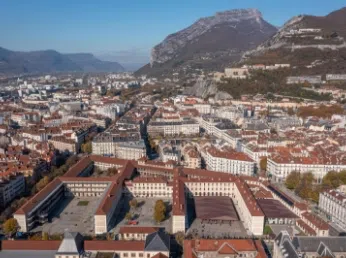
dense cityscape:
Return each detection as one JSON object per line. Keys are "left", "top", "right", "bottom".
{"left": 1, "top": 2, "right": 346, "bottom": 258}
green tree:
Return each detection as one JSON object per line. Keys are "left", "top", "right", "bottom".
{"left": 3, "top": 218, "right": 18, "bottom": 235}
{"left": 285, "top": 171, "right": 301, "bottom": 190}
{"left": 259, "top": 157, "right": 267, "bottom": 171}
{"left": 81, "top": 141, "right": 92, "bottom": 154}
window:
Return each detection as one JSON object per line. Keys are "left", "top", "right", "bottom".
{"left": 124, "top": 253, "right": 128, "bottom": 257}
{"left": 131, "top": 253, "right": 136, "bottom": 257}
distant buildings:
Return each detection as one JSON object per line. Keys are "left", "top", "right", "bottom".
{"left": 224, "top": 68, "right": 248, "bottom": 79}
{"left": 286, "top": 75, "right": 322, "bottom": 85}
{"left": 326, "top": 74, "right": 346, "bottom": 81}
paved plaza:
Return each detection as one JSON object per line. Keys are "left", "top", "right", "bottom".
{"left": 34, "top": 197, "right": 101, "bottom": 235}
{"left": 110, "top": 196, "right": 172, "bottom": 234}
{"left": 187, "top": 219, "right": 250, "bottom": 238}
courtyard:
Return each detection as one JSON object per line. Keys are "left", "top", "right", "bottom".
{"left": 187, "top": 219, "right": 250, "bottom": 238}
{"left": 109, "top": 196, "right": 172, "bottom": 234}
{"left": 33, "top": 197, "right": 101, "bottom": 235}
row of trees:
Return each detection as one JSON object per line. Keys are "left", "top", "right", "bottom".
{"left": 297, "top": 105, "right": 344, "bottom": 119}
{"left": 285, "top": 170, "right": 346, "bottom": 202}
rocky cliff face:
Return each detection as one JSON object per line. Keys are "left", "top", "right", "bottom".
{"left": 136, "top": 8, "right": 277, "bottom": 77}
{"left": 184, "top": 78, "right": 232, "bottom": 100}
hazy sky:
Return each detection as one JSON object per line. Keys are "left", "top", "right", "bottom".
{"left": 0, "top": 0, "right": 345, "bottom": 62}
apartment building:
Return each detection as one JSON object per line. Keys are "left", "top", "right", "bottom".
{"left": 49, "top": 136, "right": 77, "bottom": 154}
{"left": 0, "top": 172, "right": 25, "bottom": 209}
{"left": 204, "top": 146, "right": 255, "bottom": 176}
{"left": 268, "top": 154, "right": 346, "bottom": 183}
{"left": 147, "top": 120, "right": 199, "bottom": 137}
{"left": 116, "top": 140, "right": 146, "bottom": 160}
{"left": 319, "top": 190, "right": 346, "bottom": 231}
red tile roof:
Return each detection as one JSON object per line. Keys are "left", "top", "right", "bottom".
{"left": 1, "top": 240, "right": 61, "bottom": 250}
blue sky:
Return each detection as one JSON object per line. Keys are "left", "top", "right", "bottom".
{"left": 0, "top": 0, "right": 345, "bottom": 62}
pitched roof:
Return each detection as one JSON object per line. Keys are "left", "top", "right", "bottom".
{"left": 144, "top": 231, "right": 170, "bottom": 252}
{"left": 56, "top": 231, "right": 84, "bottom": 255}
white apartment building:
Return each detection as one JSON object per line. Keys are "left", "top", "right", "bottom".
{"left": 96, "top": 103, "right": 126, "bottom": 120}
{"left": 116, "top": 141, "right": 146, "bottom": 160}
{"left": 268, "top": 155, "right": 346, "bottom": 183}
{"left": 319, "top": 190, "right": 346, "bottom": 231}
{"left": 204, "top": 147, "right": 255, "bottom": 176}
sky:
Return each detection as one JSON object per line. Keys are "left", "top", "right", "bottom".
{"left": 0, "top": 0, "right": 345, "bottom": 63}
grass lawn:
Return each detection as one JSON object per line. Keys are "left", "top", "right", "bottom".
{"left": 77, "top": 201, "right": 89, "bottom": 206}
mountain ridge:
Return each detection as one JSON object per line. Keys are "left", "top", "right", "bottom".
{"left": 136, "top": 8, "right": 278, "bottom": 78}
{"left": 0, "top": 47, "right": 124, "bottom": 76}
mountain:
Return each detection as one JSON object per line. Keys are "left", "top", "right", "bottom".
{"left": 65, "top": 53, "right": 124, "bottom": 73}
{"left": 241, "top": 7, "right": 346, "bottom": 74}
{"left": 0, "top": 47, "right": 124, "bottom": 76}
{"left": 136, "top": 8, "right": 278, "bottom": 77}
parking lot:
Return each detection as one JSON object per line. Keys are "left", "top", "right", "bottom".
{"left": 110, "top": 196, "right": 172, "bottom": 234}
{"left": 34, "top": 197, "right": 101, "bottom": 235}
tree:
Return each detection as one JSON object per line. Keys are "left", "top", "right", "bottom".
{"left": 42, "top": 231, "right": 49, "bottom": 240}
{"left": 322, "top": 171, "right": 342, "bottom": 189}
{"left": 154, "top": 210, "right": 165, "bottom": 223}
{"left": 36, "top": 176, "right": 51, "bottom": 192}
{"left": 66, "top": 155, "right": 79, "bottom": 167}
{"left": 259, "top": 157, "right": 267, "bottom": 171}
{"left": 129, "top": 199, "right": 138, "bottom": 209}
{"left": 81, "top": 141, "right": 92, "bottom": 154}
{"left": 174, "top": 232, "right": 185, "bottom": 246}
{"left": 339, "top": 170, "right": 346, "bottom": 184}
{"left": 154, "top": 200, "right": 166, "bottom": 214}
{"left": 125, "top": 212, "right": 132, "bottom": 221}
{"left": 285, "top": 171, "right": 301, "bottom": 190}
{"left": 295, "top": 173, "right": 315, "bottom": 200}
{"left": 3, "top": 218, "right": 18, "bottom": 235}
{"left": 107, "top": 167, "right": 118, "bottom": 176}
{"left": 153, "top": 200, "right": 166, "bottom": 223}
